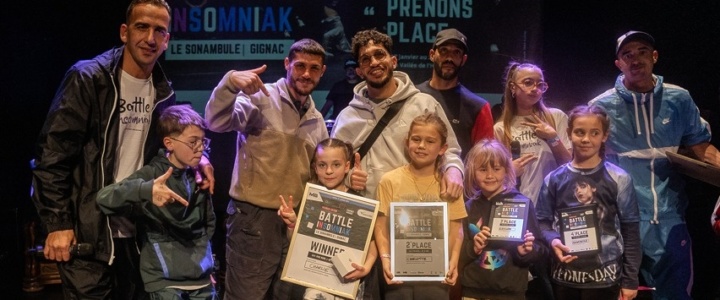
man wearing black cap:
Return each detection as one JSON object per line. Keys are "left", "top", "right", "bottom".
{"left": 590, "top": 30, "right": 720, "bottom": 300}
{"left": 417, "top": 28, "right": 494, "bottom": 158}
{"left": 321, "top": 58, "right": 361, "bottom": 120}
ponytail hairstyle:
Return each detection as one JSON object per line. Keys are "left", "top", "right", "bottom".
{"left": 499, "top": 62, "right": 557, "bottom": 150}
{"left": 568, "top": 105, "right": 610, "bottom": 157}
{"left": 310, "top": 138, "right": 354, "bottom": 184}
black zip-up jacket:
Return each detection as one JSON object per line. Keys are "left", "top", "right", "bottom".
{"left": 31, "top": 46, "right": 175, "bottom": 263}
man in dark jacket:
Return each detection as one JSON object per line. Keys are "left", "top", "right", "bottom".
{"left": 31, "top": 1, "right": 214, "bottom": 299}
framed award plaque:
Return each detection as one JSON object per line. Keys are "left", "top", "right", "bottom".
{"left": 487, "top": 198, "right": 530, "bottom": 243}
{"left": 389, "top": 202, "right": 448, "bottom": 281}
{"left": 558, "top": 204, "right": 601, "bottom": 255}
{"left": 281, "top": 183, "right": 379, "bottom": 299}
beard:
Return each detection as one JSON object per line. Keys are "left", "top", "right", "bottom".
{"left": 289, "top": 77, "right": 317, "bottom": 96}
{"left": 366, "top": 69, "right": 394, "bottom": 89}
{"left": 433, "top": 61, "right": 461, "bottom": 81}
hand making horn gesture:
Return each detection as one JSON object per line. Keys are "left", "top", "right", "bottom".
{"left": 152, "top": 167, "right": 189, "bottom": 207}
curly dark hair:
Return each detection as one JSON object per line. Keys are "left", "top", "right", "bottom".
{"left": 351, "top": 29, "right": 393, "bottom": 61}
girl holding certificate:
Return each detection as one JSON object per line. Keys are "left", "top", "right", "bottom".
{"left": 459, "top": 139, "right": 548, "bottom": 300}
{"left": 374, "top": 112, "right": 467, "bottom": 299}
{"left": 278, "top": 138, "right": 379, "bottom": 300}
{"left": 535, "top": 105, "right": 641, "bottom": 300}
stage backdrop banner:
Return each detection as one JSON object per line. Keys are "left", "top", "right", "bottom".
{"left": 164, "top": 0, "right": 543, "bottom": 110}
{"left": 281, "top": 183, "right": 379, "bottom": 299}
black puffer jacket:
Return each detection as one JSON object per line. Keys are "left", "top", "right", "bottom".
{"left": 31, "top": 46, "right": 175, "bottom": 263}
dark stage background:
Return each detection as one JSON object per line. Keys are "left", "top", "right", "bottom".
{"left": 3, "top": 0, "right": 720, "bottom": 298}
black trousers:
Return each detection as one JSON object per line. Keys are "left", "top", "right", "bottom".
{"left": 57, "top": 238, "right": 145, "bottom": 300}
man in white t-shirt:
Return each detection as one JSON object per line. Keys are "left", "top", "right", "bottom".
{"left": 31, "top": 1, "right": 214, "bottom": 299}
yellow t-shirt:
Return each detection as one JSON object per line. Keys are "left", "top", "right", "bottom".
{"left": 376, "top": 165, "right": 467, "bottom": 220}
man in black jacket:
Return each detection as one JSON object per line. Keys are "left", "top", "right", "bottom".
{"left": 31, "top": 1, "right": 214, "bottom": 299}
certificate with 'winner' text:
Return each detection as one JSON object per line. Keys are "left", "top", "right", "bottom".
{"left": 281, "top": 183, "right": 379, "bottom": 299}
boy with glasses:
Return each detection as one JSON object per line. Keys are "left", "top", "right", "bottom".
{"left": 96, "top": 105, "right": 217, "bottom": 300}
{"left": 30, "top": 1, "right": 215, "bottom": 298}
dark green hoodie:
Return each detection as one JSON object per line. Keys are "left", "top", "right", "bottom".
{"left": 97, "top": 150, "right": 215, "bottom": 292}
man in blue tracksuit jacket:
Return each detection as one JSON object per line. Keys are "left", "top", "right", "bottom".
{"left": 590, "top": 30, "right": 720, "bottom": 300}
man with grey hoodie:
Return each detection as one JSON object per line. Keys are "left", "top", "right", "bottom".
{"left": 332, "top": 29, "right": 464, "bottom": 201}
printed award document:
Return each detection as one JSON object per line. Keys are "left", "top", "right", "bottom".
{"left": 389, "top": 202, "right": 448, "bottom": 281}
{"left": 281, "top": 183, "right": 379, "bottom": 299}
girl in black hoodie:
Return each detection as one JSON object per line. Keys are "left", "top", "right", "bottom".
{"left": 460, "top": 139, "right": 548, "bottom": 300}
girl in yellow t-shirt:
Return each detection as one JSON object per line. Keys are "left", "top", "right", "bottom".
{"left": 374, "top": 112, "right": 467, "bottom": 299}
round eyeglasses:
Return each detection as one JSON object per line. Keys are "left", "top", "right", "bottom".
{"left": 358, "top": 49, "right": 390, "bottom": 67}
{"left": 170, "top": 137, "right": 211, "bottom": 153}
{"left": 515, "top": 79, "right": 549, "bottom": 93}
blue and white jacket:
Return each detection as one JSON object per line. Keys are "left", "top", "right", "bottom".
{"left": 589, "top": 74, "right": 711, "bottom": 223}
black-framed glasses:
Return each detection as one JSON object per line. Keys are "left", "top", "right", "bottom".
{"left": 171, "top": 137, "right": 211, "bottom": 152}
{"left": 515, "top": 79, "right": 549, "bottom": 93}
{"left": 358, "top": 49, "right": 390, "bottom": 67}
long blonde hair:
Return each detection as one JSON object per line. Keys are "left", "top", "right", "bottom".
{"left": 407, "top": 112, "right": 448, "bottom": 181}
{"left": 499, "top": 62, "right": 557, "bottom": 149}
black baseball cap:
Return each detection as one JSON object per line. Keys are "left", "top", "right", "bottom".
{"left": 616, "top": 30, "right": 655, "bottom": 55}
{"left": 434, "top": 28, "right": 468, "bottom": 53}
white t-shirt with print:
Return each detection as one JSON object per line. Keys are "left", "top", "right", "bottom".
{"left": 494, "top": 108, "right": 571, "bottom": 204}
